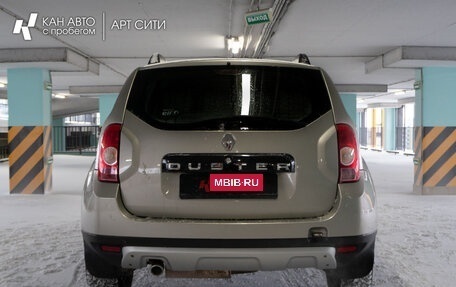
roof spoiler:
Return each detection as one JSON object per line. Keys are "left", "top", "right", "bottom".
{"left": 293, "top": 53, "right": 311, "bottom": 65}
{"left": 148, "top": 53, "right": 166, "bottom": 64}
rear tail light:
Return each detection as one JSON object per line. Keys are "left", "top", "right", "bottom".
{"left": 336, "top": 123, "right": 360, "bottom": 183}
{"left": 100, "top": 245, "right": 122, "bottom": 253}
{"left": 97, "top": 123, "right": 121, "bottom": 183}
{"left": 336, "top": 245, "right": 358, "bottom": 254}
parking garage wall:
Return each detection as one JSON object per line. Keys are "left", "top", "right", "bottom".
{"left": 53, "top": 113, "right": 100, "bottom": 155}
{"left": 53, "top": 125, "right": 99, "bottom": 154}
{"left": 0, "top": 132, "right": 7, "bottom": 160}
{"left": 358, "top": 105, "right": 414, "bottom": 153}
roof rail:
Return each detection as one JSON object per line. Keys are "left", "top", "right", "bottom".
{"left": 148, "top": 53, "right": 166, "bottom": 64}
{"left": 294, "top": 53, "right": 311, "bottom": 65}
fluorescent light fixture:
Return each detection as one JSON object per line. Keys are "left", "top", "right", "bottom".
{"left": 0, "top": 83, "right": 6, "bottom": 88}
{"left": 241, "top": 73, "right": 251, "bottom": 115}
{"left": 53, "top": 93, "right": 67, "bottom": 99}
{"left": 227, "top": 36, "right": 243, "bottom": 54}
{"left": 394, "top": 90, "right": 406, "bottom": 96}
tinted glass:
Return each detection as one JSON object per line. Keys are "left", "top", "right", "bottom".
{"left": 127, "top": 65, "right": 331, "bottom": 130}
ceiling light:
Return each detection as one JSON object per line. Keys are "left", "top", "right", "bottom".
{"left": 227, "top": 36, "right": 243, "bottom": 55}
{"left": 53, "top": 93, "right": 67, "bottom": 99}
{"left": 0, "top": 83, "right": 6, "bottom": 88}
{"left": 393, "top": 90, "right": 406, "bottom": 96}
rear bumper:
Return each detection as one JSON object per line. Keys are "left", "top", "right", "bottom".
{"left": 122, "top": 246, "right": 336, "bottom": 271}
{"left": 82, "top": 232, "right": 376, "bottom": 273}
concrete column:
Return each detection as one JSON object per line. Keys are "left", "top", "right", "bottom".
{"left": 340, "top": 93, "right": 357, "bottom": 127}
{"left": 99, "top": 93, "right": 118, "bottom": 125}
{"left": 7, "top": 68, "right": 52, "bottom": 194}
{"left": 384, "top": 108, "right": 396, "bottom": 151}
{"left": 414, "top": 67, "right": 456, "bottom": 194}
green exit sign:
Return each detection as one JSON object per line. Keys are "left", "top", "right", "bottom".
{"left": 245, "top": 9, "right": 272, "bottom": 25}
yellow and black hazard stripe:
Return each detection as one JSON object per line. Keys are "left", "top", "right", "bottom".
{"left": 8, "top": 126, "right": 52, "bottom": 194}
{"left": 421, "top": 126, "right": 456, "bottom": 187}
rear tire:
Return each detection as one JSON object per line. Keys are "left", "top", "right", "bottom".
{"left": 325, "top": 269, "right": 373, "bottom": 287}
{"left": 85, "top": 270, "right": 117, "bottom": 287}
{"left": 326, "top": 274, "right": 342, "bottom": 287}
{"left": 86, "top": 270, "right": 133, "bottom": 287}
{"left": 326, "top": 236, "right": 375, "bottom": 287}
{"left": 84, "top": 241, "right": 117, "bottom": 278}
{"left": 117, "top": 270, "right": 134, "bottom": 287}
{"left": 84, "top": 241, "right": 134, "bottom": 287}
{"left": 85, "top": 269, "right": 134, "bottom": 287}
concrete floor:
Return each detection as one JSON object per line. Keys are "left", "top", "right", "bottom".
{"left": 1, "top": 151, "right": 455, "bottom": 286}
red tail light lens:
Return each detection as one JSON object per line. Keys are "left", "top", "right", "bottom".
{"left": 98, "top": 123, "right": 121, "bottom": 183}
{"left": 100, "top": 245, "right": 122, "bottom": 253}
{"left": 336, "top": 245, "right": 358, "bottom": 254}
{"left": 336, "top": 123, "right": 360, "bottom": 183}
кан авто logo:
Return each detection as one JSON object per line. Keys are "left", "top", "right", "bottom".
{"left": 13, "top": 13, "right": 38, "bottom": 41}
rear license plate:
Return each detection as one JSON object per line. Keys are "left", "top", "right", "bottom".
{"left": 180, "top": 173, "right": 277, "bottom": 199}
{"left": 209, "top": 174, "right": 263, "bottom": 192}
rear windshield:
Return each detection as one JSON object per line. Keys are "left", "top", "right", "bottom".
{"left": 126, "top": 65, "right": 332, "bottom": 130}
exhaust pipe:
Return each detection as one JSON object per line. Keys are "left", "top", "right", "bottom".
{"left": 148, "top": 259, "right": 165, "bottom": 276}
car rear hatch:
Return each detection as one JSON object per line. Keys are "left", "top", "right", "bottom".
{"left": 117, "top": 62, "right": 340, "bottom": 220}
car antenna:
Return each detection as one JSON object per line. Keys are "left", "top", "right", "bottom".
{"left": 148, "top": 53, "right": 166, "bottom": 64}
{"left": 294, "top": 53, "right": 311, "bottom": 65}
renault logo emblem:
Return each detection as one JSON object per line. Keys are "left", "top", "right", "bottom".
{"left": 221, "top": 134, "right": 236, "bottom": 151}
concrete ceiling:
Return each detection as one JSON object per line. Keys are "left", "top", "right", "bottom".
{"left": 2, "top": 0, "right": 456, "bottom": 116}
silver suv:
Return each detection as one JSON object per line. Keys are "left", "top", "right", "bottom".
{"left": 82, "top": 57, "right": 377, "bottom": 287}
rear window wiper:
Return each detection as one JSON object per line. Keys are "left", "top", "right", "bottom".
{"left": 207, "top": 116, "right": 303, "bottom": 130}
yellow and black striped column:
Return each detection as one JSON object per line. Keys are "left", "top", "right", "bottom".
{"left": 8, "top": 126, "right": 52, "bottom": 194}
{"left": 414, "top": 126, "right": 456, "bottom": 194}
